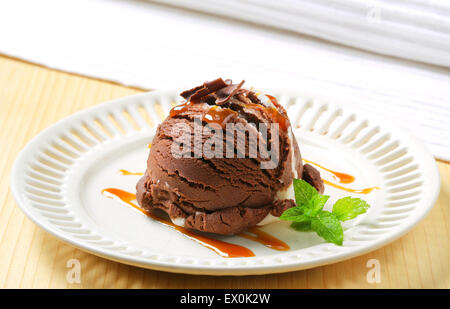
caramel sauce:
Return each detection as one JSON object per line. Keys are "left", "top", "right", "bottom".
{"left": 118, "top": 169, "right": 144, "bottom": 176}
{"left": 303, "top": 159, "right": 355, "bottom": 184}
{"left": 101, "top": 188, "right": 255, "bottom": 258}
{"left": 265, "top": 94, "right": 281, "bottom": 108}
{"left": 170, "top": 102, "right": 237, "bottom": 127}
{"left": 169, "top": 97, "right": 289, "bottom": 131}
{"left": 322, "top": 180, "right": 380, "bottom": 194}
{"left": 169, "top": 101, "right": 191, "bottom": 118}
{"left": 303, "top": 159, "right": 379, "bottom": 194}
{"left": 239, "top": 227, "right": 290, "bottom": 251}
{"left": 202, "top": 106, "right": 237, "bottom": 127}
{"left": 266, "top": 106, "right": 289, "bottom": 131}
{"left": 245, "top": 103, "right": 289, "bottom": 131}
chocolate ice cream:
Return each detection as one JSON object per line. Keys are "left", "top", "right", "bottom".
{"left": 136, "top": 78, "right": 323, "bottom": 235}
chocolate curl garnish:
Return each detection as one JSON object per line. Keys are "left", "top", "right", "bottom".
{"left": 179, "top": 85, "right": 203, "bottom": 100}
{"left": 180, "top": 78, "right": 231, "bottom": 102}
{"left": 215, "top": 80, "right": 245, "bottom": 105}
{"left": 245, "top": 90, "right": 262, "bottom": 105}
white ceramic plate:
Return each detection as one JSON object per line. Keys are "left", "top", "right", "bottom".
{"left": 11, "top": 90, "right": 440, "bottom": 275}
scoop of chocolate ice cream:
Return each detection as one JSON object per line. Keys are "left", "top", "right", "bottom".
{"left": 136, "top": 78, "right": 323, "bottom": 235}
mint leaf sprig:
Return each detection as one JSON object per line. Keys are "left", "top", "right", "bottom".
{"left": 280, "top": 179, "right": 370, "bottom": 245}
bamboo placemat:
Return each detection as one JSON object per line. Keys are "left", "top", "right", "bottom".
{"left": 0, "top": 55, "right": 448, "bottom": 288}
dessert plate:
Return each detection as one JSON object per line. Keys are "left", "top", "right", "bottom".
{"left": 10, "top": 90, "right": 440, "bottom": 275}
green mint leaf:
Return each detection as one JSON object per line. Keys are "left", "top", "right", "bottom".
{"left": 291, "top": 221, "right": 312, "bottom": 231}
{"left": 279, "top": 206, "right": 304, "bottom": 221}
{"left": 303, "top": 194, "right": 330, "bottom": 217}
{"left": 280, "top": 208, "right": 309, "bottom": 222}
{"left": 280, "top": 194, "right": 328, "bottom": 222}
{"left": 282, "top": 177, "right": 371, "bottom": 246}
{"left": 293, "top": 178, "right": 318, "bottom": 208}
{"left": 311, "top": 211, "right": 343, "bottom": 246}
{"left": 332, "top": 197, "right": 370, "bottom": 221}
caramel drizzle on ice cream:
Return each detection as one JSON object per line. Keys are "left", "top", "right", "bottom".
{"left": 243, "top": 103, "right": 289, "bottom": 131}
{"left": 169, "top": 100, "right": 289, "bottom": 131}
{"left": 202, "top": 106, "right": 237, "bottom": 127}
{"left": 169, "top": 101, "right": 192, "bottom": 118}
{"left": 265, "top": 94, "right": 281, "bottom": 108}
{"left": 170, "top": 78, "right": 289, "bottom": 131}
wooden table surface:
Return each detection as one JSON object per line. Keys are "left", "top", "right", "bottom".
{"left": 0, "top": 55, "right": 448, "bottom": 289}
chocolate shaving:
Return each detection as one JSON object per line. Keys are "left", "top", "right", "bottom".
{"left": 245, "top": 90, "right": 262, "bottom": 105}
{"left": 215, "top": 80, "right": 245, "bottom": 105}
{"left": 180, "top": 78, "right": 231, "bottom": 102}
{"left": 179, "top": 85, "right": 203, "bottom": 100}
{"left": 179, "top": 78, "right": 247, "bottom": 105}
